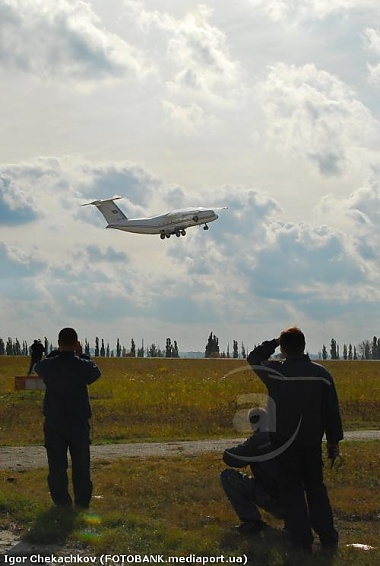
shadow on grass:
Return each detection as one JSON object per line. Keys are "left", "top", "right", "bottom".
{"left": 25, "top": 506, "right": 79, "bottom": 545}
{"left": 220, "top": 525, "right": 337, "bottom": 566}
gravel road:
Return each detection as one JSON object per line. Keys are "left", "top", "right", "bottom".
{"left": 1, "top": 430, "right": 379, "bottom": 472}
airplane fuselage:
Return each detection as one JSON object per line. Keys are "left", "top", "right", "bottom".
{"left": 107, "top": 209, "right": 218, "bottom": 236}
{"left": 82, "top": 197, "right": 224, "bottom": 239}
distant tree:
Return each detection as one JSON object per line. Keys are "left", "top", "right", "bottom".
{"left": 84, "top": 339, "right": 90, "bottom": 356}
{"left": 205, "top": 332, "right": 219, "bottom": 358}
{"left": 106, "top": 343, "right": 110, "bottom": 357}
{"left": 166, "top": 338, "right": 173, "bottom": 358}
{"left": 343, "top": 344, "right": 348, "bottom": 360}
{"left": 232, "top": 340, "right": 239, "bottom": 359}
{"left": 330, "top": 338, "right": 338, "bottom": 360}
{"left": 22, "top": 341, "right": 28, "bottom": 356}
{"left": 358, "top": 340, "right": 370, "bottom": 360}
{"left": 6, "top": 338, "right": 13, "bottom": 356}
{"left": 137, "top": 340, "right": 144, "bottom": 358}
{"left": 148, "top": 343, "right": 163, "bottom": 357}
{"left": 173, "top": 340, "right": 179, "bottom": 358}
{"left": 165, "top": 338, "right": 179, "bottom": 358}
{"left": 95, "top": 337, "right": 100, "bottom": 357}
{"left": 116, "top": 338, "right": 121, "bottom": 358}
{"left": 321, "top": 344, "right": 328, "bottom": 360}
{"left": 226, "top": 343, "right": 230, "bottom": 358}
{"left": 100, "top": 339, "right": 105, "bottom": 357}
{"left": 0, "top": 338, "right": 5, "bottom": 355}
{"left": 44, "top": 337, "right": 49, "bottom": 355}
{"left": 130, "top": 338, "right": 136, "bottom": 357}
{"left": 372, "top": 336, "right": 380, "bottom": 359}
{"left": 12, "top": 338, "right": 20, "bottom": 356}
{"left": 348, "top": 344, "right": 353, "bottom": 360}
{"left": 353, "top": 345, "right": 358, "bottom": 360}
{"left": 241, "top": 342, "right": 246, "bottom": 359}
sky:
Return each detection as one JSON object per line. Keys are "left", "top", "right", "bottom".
{"left": 1, "top": 0, "right": 380, "bottom": 355}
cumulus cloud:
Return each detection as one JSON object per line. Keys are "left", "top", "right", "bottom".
{"left": 0, "top": 0, "right": 147, "bottom": 84}
{"left": 246, "top": 0, "right": 379, "bottom": 24}
{"left": 124, "top": 1, "right": 242, "bottom": 105}
{"left": 0, "top": 173, "right": 39, "bottom": 225}
{"left": 257, "top": 63, "right": 377, "bottom": 176}
{"left": 364, "top": 28, "right": 380, "bottom": 88}
{"left": 0, "top": 241, "right": 45, "bottom": 277}
{"left": 2, "top": 154, "right": 380, "bottom": 350}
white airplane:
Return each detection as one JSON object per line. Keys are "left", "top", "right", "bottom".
{"left": 82, "top": 197, "right": 226, "bottom": 239}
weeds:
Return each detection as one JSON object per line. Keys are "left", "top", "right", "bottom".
{"left": 0, "top": 442, "right": 379, "bottom": 565}
{"left": 0, "top": 358, "right": 379, "bottom": 445}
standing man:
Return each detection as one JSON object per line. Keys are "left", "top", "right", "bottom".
{"left": 27, "top": 339, "right": 45, "bottom": 375}
{"left": 35, "top": 328, "right": 101, "bottom": 509}
{"left": 247, "top": 327, "right": 343, "bottom": 553}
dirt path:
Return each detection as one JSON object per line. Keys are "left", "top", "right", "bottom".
{"left": 1, "top": 430, "right": 379, "bottom": 472}
{"left": 0, "top": 431, "right": 379, "bottom": 560}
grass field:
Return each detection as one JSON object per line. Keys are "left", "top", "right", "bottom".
{"left": 0, "top": 357, "right": 379, "bottom": 445}
{"left": 0, "top": 442, "right": 379, "bottom": 565}
{"left": 0, "top": 357, "right": 379, "bottom": 564}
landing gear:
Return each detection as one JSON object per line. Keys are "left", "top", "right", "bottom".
{"left": 160, "top": 229, "right": 186, "bottom": 239}
{"left": 203, "top": 224, "right": 209, "bottom": 230}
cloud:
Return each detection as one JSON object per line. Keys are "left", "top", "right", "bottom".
{"left": 86, "top": 244, "right": 129, "bottom": 263}
{"left": 2, "top": 154, "right": 380, "bottom": 352}
{"left": 0, "top": 176, "right": 39, "bottom": 225}
{"left": 124, "top": 2, "right": 242, "bottom": 105}
{"left": 257, "top": 63, "right": 377, "bottom": 176}
{"left": 0, "top": 0, "right": 147, "bottom": 85}
{"left": 0, "top": 241, "right": 45, "bottom": 278}
{"left": 162, "top": 100, "right": 205, "bottom": 136}
{"left": 247, "top": 0, "right": 380, "bottom": 24}
{"left": 364, "top": 28, "right": 380, "bottom": 88}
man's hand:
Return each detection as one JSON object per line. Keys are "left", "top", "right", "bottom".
{"left": 327, "top": 443, "right": 341, "bottom": 469}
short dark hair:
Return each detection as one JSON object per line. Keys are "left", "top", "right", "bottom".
{"left": 279, "top": 326, "right": 306, "bottom": 356}
{"left": 58, "top": 327, "right": 78, "bottom": 346}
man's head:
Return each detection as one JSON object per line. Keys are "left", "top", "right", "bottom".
{"left": 58, "top": 327, "right": 78, "bottom": 350}
{"left": 279, "top": 326, "right": 306, "bottom": 356}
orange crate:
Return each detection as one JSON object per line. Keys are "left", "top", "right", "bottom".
{"left": 15, "top": 376, "right": 46, "bottom": 391}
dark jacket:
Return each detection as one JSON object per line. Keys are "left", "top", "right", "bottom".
{"left": 35, "top": 352, "right": 101, "bottom": 422}
{"left": 223, "top": 430, "right": 281, "bottom": 499}
{"left": 247, "top": 340, "right": 343, "bottom": 447}
{"left": 46, "top": 349, "right": 91, "bottom": 360}
{"left": 30, "top": 342, "right": 45, "bottom": 361}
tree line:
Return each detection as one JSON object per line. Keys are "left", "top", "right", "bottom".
{"left": 1, "top": 333, "right": 379, "bottom": 360}
{"left": 320, "top": 337, "right": 380, "bottom": 360}
{"left": 0, "top": 333, "right": 248, "bottom": 359}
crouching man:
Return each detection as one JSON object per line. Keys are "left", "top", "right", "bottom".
{"left": 220, "top": 407, "right": 285, "bottom": 534}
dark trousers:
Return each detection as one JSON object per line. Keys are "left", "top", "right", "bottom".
{"left": 220, "top": 468, "right": 284, "bottom": 522}
{"left": 277, "top": 444, "right": 338, "bottom": 550}
{"left": 44, "top": 418, "right": 93, "bottom": 508}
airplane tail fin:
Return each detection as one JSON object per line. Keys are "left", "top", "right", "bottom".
{"left": 82, "top": 197, "right": 127, "bottom": 224}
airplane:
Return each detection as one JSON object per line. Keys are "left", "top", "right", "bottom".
{"left": 82, "top": 197, "right": 226, "bottom": 239}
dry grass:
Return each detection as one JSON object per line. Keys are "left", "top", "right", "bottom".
{"left": 0, "top": 358, "right": 379, "bottom": 446}
{"left": 0, "top": 441, "right": 379, "bottom": 565}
